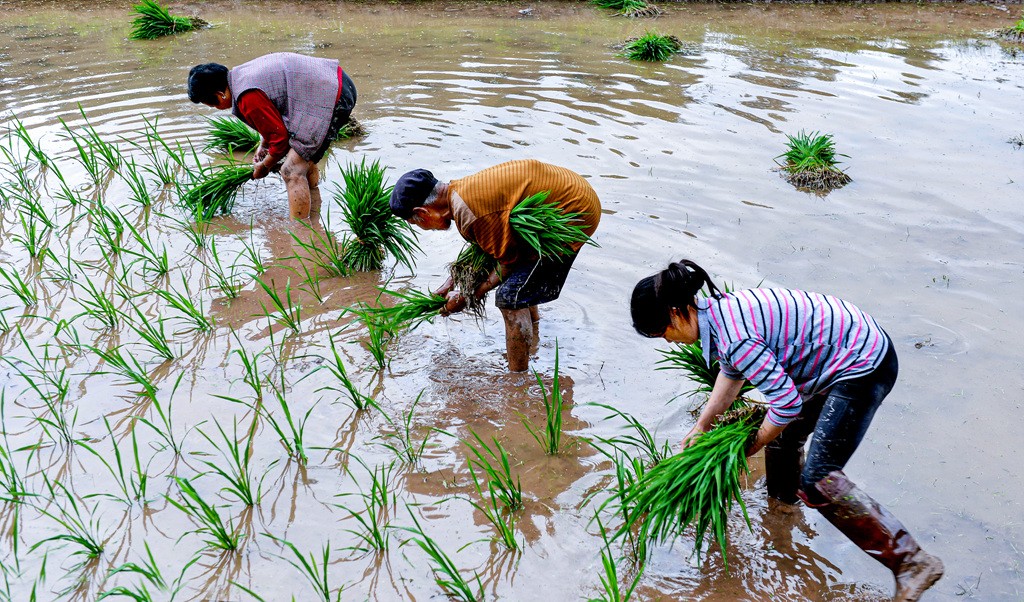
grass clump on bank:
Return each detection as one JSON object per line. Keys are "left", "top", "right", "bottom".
{"left": 180, "top": 164, "right": 253, "bottom": 220}
{"left": 593, "top": 0, "right": 661, "bottom": 19}
{"left": 510, "top": 191, "right": 595, "bottom": 259}
{"left": 129, "top": 0, "right": 208, "bottom": 40}
{"left": 205, "top": 117, "right": 260, "bottom": 154}
{"left": 447, "top": 243, "right": 498, "bottom": 319}
{"left": 615, "top": 404, "right": 765, "bottom": 569}
{"left": 775, "top": 130, "right": 852, "bottom": 193}
{"left": 1000, "top": 16, "right": 1024, "bottom": 43}
{"left": 620, "top": 32, "right": 682, "bottom": 62}
{"left": 335, "top": 159, "right": 420, "bottom": 272}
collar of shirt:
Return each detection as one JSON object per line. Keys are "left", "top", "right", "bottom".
{"left": 696, "top": 297, "right": 714, "bottom": 369}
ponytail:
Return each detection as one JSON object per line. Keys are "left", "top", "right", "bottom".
{"left": 630, "top": 259, "right": 722, "bottom": 338}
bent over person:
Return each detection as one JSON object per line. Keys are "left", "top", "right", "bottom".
{"left": 389, "top": 159, "right": 601, "bottom": 372}
{"left": 187, "top": 52, "right": 357, "bottom": 219}
{"left": 630, "top": 260, "right": 944, "bottom": 602}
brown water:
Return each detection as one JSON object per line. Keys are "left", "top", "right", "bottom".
{"left": 1, "top": 1, "right": 1022, "bottom": 600}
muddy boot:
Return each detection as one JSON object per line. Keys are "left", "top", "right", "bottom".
{"left": 803, "top": 471, "right": 944, "bottom": 602}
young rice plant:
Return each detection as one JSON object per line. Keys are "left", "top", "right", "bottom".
{"left": 129, "top": 0, "right": 208, "bottom": 40}
{"left": 620, "top": 32, "right": 682, "bottom": 62}
{"left": 205, "top": 117, "right": 261, "bottom": 154}
{"left": 592, "top": 0, "right": 661, "bottom": 18}
{"left": 510, "top": 191, "right": 595, "bottom": 259}
{"left": 775, "top": 130, "right": 852, "bottom": 192}
{"left": 334, "top": 159, "right": 419, "bottom": 272}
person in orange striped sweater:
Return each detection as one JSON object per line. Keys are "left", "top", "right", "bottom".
{"left": 390, "top": 160, "right": 601, "bottom": 372}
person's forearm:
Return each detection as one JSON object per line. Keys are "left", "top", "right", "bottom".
{"left": 474, "top": 270, "right": 501, "bottom": 297}
{"left": 695, "top": 372, "right": 746, "bottom": 430}
{"left": 747, "top": 419, "right": 786, "bottom": 456}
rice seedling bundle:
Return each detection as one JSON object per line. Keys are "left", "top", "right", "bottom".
{"left": 129, "top": 0, "right": 207, "bottom": 40}
{"left": 775, "top": 130, "right": 852, "bottom": 192}
{"left": 205, "top": 116, "right": 260, "bottom": 154}
{"left": 335, "top": 159, "right": 419, "bottom": 271}
{"left": 333, "top": 117, "right": 367, "bottom": 141}
{"left": 616, "top": 404, "right": 765, "bottom": 569}
{"left": 509, "top": 190, "right": 594, "bottom": 259}
{"left": 620, "top": 32, "right": 682, "bottom": 62}
{"left": 1001, "top": 17, "right": 1024, "bottom": 42}
{"left": 360, "top": 288, "right": 447, "bottom": 336}
{"left": 180, "top": 164, "right": 253, "bottom": 220}
{"left": 447, "top": 243, "right": 498, "bottom": 318}
{"left": 592, "top": 0, "right": 661, "bottom": 18}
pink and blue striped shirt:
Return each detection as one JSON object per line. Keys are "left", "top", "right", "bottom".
{"left": 696, "top": 289, "right": 890, "bottom": 427}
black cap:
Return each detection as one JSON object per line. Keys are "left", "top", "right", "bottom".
{"left": 389, "top": 169, "right": 438, "bottom": 219}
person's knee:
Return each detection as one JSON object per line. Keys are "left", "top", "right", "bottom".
{"left": 280, "top": 159, "right": 309, "bottom": 184}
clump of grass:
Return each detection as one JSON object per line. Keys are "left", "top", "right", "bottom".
{"left": 335, "top": 159, "right": 419, "bottom": 272}
{"left": 1000, "top": 16, "right": 1024, "bottom": 42}
{"left": 181, "top": 164, "right": 253, "bottom": 220}
{"left": 775, "top": 130, "right": 852, "bottom": 192}
{"left": 205, "top": 117, "right": 260, "bottom": 154}
{"left": 616, "top": 404, "right": 765, "bottom": 569}
{"left": 593, "top": 0, "right": 661, "bottom": 18}
{"left": 129, "top": 0, "right": 207, "bottom": 40}
{"left": 333, "top": 118, "right": 366, "bottom": 141}
{"left": 510, "top": 191, "right": 595, "bottom": 259}
{"left": 447, "top": 243, "right": 498, "bottom": 319}
{"left": 521, "top": 343, "right": 566, "bottom": 455}
{"left": 620, "top": 32, "right": 682, "bottom": 62}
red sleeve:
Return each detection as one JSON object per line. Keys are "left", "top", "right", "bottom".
{"left": 236, "top": 90, "right": 290, "bottom": 163}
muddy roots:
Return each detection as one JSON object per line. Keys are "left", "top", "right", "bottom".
{"left": 999, "top": 28, "right": 1024, "bottom": 43}
{"left": 781, "top": 166, "right": 852, "bottom": 193}
{"left": 334, "top": 117, "right": 367, "bottom": 141}
{"left": 448, "top": 244, "right": 497, "bottom": 319}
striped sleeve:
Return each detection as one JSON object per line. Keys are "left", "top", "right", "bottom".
{"left": 722, "top": 339, "right": 803, "bottom": 426}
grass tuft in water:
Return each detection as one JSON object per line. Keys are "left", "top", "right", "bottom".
{"left": 129, "top": 0, "right": 208, "bottom": 40}
{"left": 167, "top": 477, "right": 242, "bottom": 552}
{"left": 775, "top": 130, "right": 852, "bottom": 192}
{"left": 334, "top": 459, "right": 395, "bottom": 554}
{"left": 510, "top": 191, "right": 595, "bottom": 259}
{"left": 181, "top": 164, "right": 253, "bottom": 221}
{"left": 620, "top": 32, "right": 682, "bottom": 62}
{"left": 521, "top": 343, "right": 566, "bottom": 455}
{"left": 399, "top": 509, "right": 484, "bottom": 602}
{"left": 264, "top": 535, "right": 344, "bottom": 602}
{"left": 593, "top": 0, "right": 661, "bottom": 18}
{"left": 335, "top": 159, "right": 419, "bottom": 272}
{"left": 318, "top": 334, "right": 378, "bottom": 411}
{"left": 464, "top": 429, "right": 523, "bottom": 511}
{"left": 205, "top": 117, "right": 261, "bottom": 154}
{"left": 590, "top": 513, "right": 643, "bottom": 602}
{"left": 615, "top": 405, "right": 766, "bottom": 569}
{"left": 332, "top": 118, "right": 366, "bottom": 141}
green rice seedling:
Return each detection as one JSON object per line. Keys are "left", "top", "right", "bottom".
{"left": 198, "top": 419, "right": 266, "bottom": 507}
{"left": 510, "top": 191, "right": 595, "bottom": 259}
{"left": 357, "top": 288, "right": 447, "bottom": 337}
{"left": 72, "top": 276, "right": 121, "bottom": 330}
{"left": 0, "top": 265, "right": 37, "bottom": 306}
{"left": 616, "top": 405, "right": 766, "bottom": 569}
{"left": 399, "top": 509, "right": 483, "bottom": 602}
{"left": 589, "top": 513, "right": 642, "bottom": 602}
{"left": 596, "top": 452, "right": 649, "bottom": 564}
{"left": 238, "top": 230, "right": 267, "bottom": 276}
{"left": 161, "top": 210, "right": 212, "bottom": 250}
{"left": 181, "top": 164, "right": 253, "bottom": 221}
{"left": 264, "top": 372, "right": 312, "bottom": 464}
{"left": 334, "top": 459, "right": 395, "bottom": 554}
{"left": 123, "top": 220, "right": 169, "bottom": 280}
{"left": 59, "top": 118, "right": 103, "bottom": 186}
{"left": 76, "top": 418, "right": 151, "bottom": 506}
{"left": 466, "top": 462, "right": 518, "bottom": 550}
{"left": 263, "top": 535, "right": 343, "bottom": 602}
{"left": 32, "top": 477, "right": 107, "bottom": 565}
{"left": 122, "top": 159, "right": 153, "bottom": 206}
{"left": 205, "top": 117, "right": 260, "bottom": 154}
{"left": 657, "top": 340, "right": 754, "bottom": 400}
{"left": 9, "top": 117, "right": 52, "bottom": 171}
{"left": 775, "top": 130, "right": 852, "bottom": 192}
{"left": 230, "top": 335, "right": 265, "bottom": 400}
{"left": 332, "top": 118, "right": 366, "bottom": 141}
{"left": 91, "top": 203, "right": 129, "bottom": 256}
{"left": 295, "top": 260, "right": 325, "bottom": 303}
{"left": 136, "top": 374, "right": 189, "bottom": 456}
{"left": 1001, "top": 15, "right": 1024, "bottom": 41}
{"left": 256, "top": 278, "right": 302, "bottom": 334}
{"left": 620, "top": 32, "right": 682, "bottom": 62}
{"left": 129, "top": 0, "right": 208, "bottom": 40}
{"left": 464, "top": 429, "right": 523, "bottom": 511}
{"left": 288, "top": 220, "right": 352, "bottom": 278}
{"left": 90, "top": 345, "right": 159, "bottom": 401}
{"left": 335, "top": 158, "right": 419, "bottom": 272}
{"left": 447, "top": 243, "right": 498, "bottom": 318}
{"left": 0, "top": 394, "right": 28, "bottom": 503}
{"left": 196, "top": 238, "right": 244, "bottom": 299}
{"left": 121, "top": 306, "right": 174, "bottom": 362}
{"left": 318, "top": 333, "right": 378, "bottom": 411}
{"left": 98, "top": 542, "right": 195, "bottom": 601}
{"left": 378, "top": 391, "right": 445, "bottom": 467}
{"left": 166, "top": 477, "right": 242, "bottom": 552}
{"left": 135, "top": 117, "right": 182, "bottom": 186}
{"left": 4, "top": 333, "right": 77, "bottom": 445}
{"left": 77, "top": 110, "right": 123, "bottom": 173}
{"left": 12, "top": 208, "right": 52, "bottom": 259}
{"left": 521, "top": 343, "right": 565, "bottom": 455}
{"left": 593, "top": 0, "right": 661, "bottom": 18}
{"left": 154, "top": 276, "right": 213, "bottom": 332}
{"left": 588, "top": 403, "right": 671, "bottom": 465}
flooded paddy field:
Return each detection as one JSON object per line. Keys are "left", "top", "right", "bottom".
{"left": 1, "top": 1, "right": 1022, "bottom": 600}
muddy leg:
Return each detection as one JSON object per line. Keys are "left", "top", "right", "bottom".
{"left": 529, "top": 305, "right": 539, "bottom": 323}
{"left": 280, "top": 150, "right": 312, "bottom": 220}
{"left": 501, "top": 307, "right": 533, "bottom": 372}
{"left": 307, "top": 162, "right": 322, "bottom": 218}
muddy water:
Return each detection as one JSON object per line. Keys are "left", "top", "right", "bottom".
{"left": 1, "top": 1, "right": 1022, "bottom": 600}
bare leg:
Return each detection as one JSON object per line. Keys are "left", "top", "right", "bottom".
{"left": 280, "top": 150, "right": 313, "bottom": 220}
{"left": 501, "top": 307, "right": 533, "bottom": 372}
{"left": 529, "top": 305, "right": 539, "bottom": 323}
{"left": 306, "top": 162, "right": 323, "bottom": 218}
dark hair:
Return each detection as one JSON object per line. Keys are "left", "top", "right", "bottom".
{"left": 187, "top": 63, "right": 229, "bottom": 105}
{"left": 630, "top": 260, "right": 722, "bottom": 338}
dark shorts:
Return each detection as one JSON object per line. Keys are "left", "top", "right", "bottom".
{"left": 309, "top": 70, "right": 357, "bottom": 164}
{"left": 494, "top": 252, "right": 578, "bottom": 310}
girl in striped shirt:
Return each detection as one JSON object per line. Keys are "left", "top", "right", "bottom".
{"left": 630, "top": 260, "right": 943, "bottom": 602}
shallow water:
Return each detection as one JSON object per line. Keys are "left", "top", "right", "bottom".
{"left": 0, "top": 1, "right": 1022, "bottom": 600}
